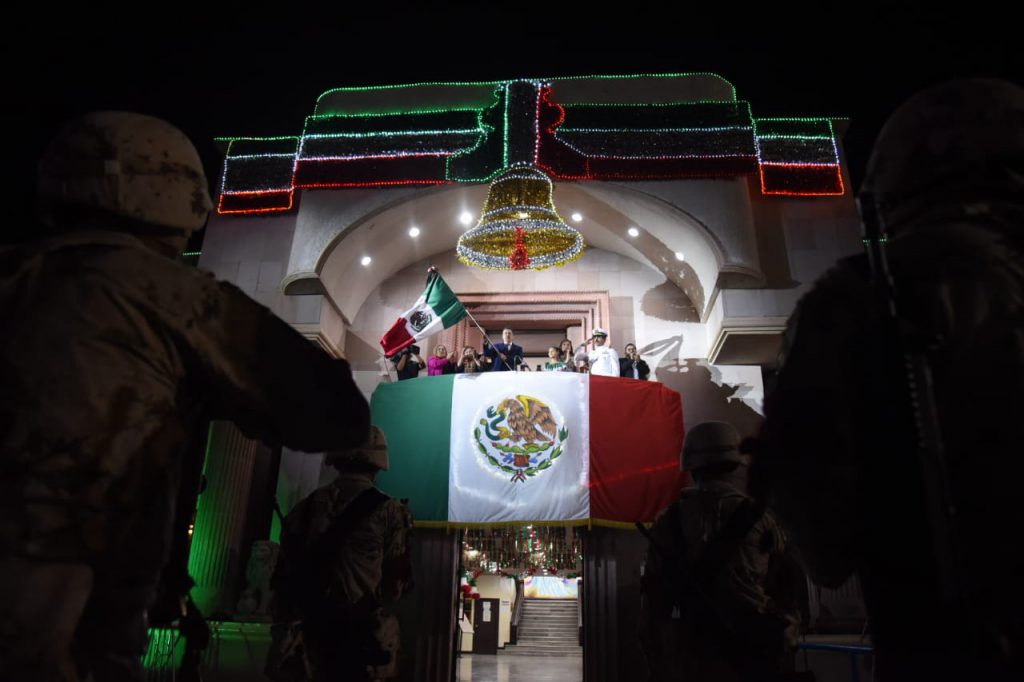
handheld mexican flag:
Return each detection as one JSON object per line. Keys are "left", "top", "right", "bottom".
{"left": 372, "top": 373, "right": 686, "bottom": 527}
{"left": 380, "top": 268, "right": 467, "bottom": 356}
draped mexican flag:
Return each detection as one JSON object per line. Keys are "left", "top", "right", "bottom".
{"left": 372, "top": 373, "right": 685, "bottom": 527}
{"left": 379, "top": 269, "right": 466, "bottom": 356}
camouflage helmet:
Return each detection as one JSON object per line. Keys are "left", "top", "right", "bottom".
{"left": 326, "top": 426, "right": 389, "bottom": 471}
{"left": 861, "top": 79, "right": 1024, "bottom": 232}
{"left": 681, "top": 421, "right": 742, "bottom": 472}
{"left": 36, "top": 111, "right": 213, "bottom": 233}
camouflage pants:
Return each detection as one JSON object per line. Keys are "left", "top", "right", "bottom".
{"left": 0, "top": 557, "right": 153, "bottom": 682}
{"left": 266, "top": 617, "right": 399, "bottom": 682}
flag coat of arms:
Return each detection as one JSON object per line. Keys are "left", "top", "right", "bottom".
{"left": 380, "top": 269, "right": 466, "bottom": 356}
{"left": 372, "top": 373, "right": 685, "bottom": 527}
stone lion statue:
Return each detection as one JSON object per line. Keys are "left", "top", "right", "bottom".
{"left": 237, "top": 540, "right": 280, "bottom": 616}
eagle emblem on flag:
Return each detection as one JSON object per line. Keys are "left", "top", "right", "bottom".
{"left": 408, "top": 309, "right": 433, "bottom": 333}
{"left": 473, "top": 394, "right": 569, "bottom": 483}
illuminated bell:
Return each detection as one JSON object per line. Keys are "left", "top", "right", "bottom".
{"left": 457, "top": 166, "right": 585, "bottom": 271}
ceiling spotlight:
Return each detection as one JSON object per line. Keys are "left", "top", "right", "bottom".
{"left": 571, "top": 212, "right": 583, "bottom": 222}
{"left": 408, "top": 226, "right": 420, "bottom": 237}
{"left": 459, "top": 211, "right": 473, "bottom": 226}
{"left": 627, "top": 227, "right": 640, "bottom": 237}
{"left": 360, "top": 256, "right": 372, "bottom": 266}
{"left": 675, "top": 251, "right": 685, "bottom": 261}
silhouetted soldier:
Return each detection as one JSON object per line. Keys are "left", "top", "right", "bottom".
{"left": 639, "top": 421, "right": 800, "bottom": 681}
{"left": 756, "top": 79, "right": 1024, "bottom": 680}
{"left": 0, "top": 112, "right": 371, "bottom": 681}
{"left": 268, "top": 426, "right": 413, "bottom": 682}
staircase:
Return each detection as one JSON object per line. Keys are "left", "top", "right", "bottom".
{"left": 504, "top": 598, "right": 581, "bottom": 656}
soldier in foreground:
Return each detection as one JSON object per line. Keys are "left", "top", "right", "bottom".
{"left": 0, "top": 112, "right": 371, "bottom": 681}
{"left": 756, "top": 79, "right": 1024, "bottom": 680}
{"left": 267, "top": 426, "right": 413, "bottom": 682}
{"left": 639, "top": 421, "right": 800, "bottom": 682}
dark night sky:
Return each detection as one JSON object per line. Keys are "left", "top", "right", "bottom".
{"left": 9, "top": 2, "right": 1019, "bottom": 243}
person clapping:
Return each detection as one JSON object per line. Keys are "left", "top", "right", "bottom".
{"left": 619, "top": 343, "right": 650, "bottom": 380}
{"left": 427, "top": 344, "right": 456, "bottom": 376}
{"left": 456, "top": 346, "right": 484, "bottom": 374}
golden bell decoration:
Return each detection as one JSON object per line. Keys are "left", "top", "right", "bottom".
{"left": 457, "top": 166, "right": 585, "bottom": 270}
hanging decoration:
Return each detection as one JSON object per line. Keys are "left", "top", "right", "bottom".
{"left": 456, "top": 166, "right": 584, "bottom": 271}
{"left": 462, "top": 525, "right": 583, "bottom": 574}
{"left": 509, "top": 227, "right": 531, "bottom": 270}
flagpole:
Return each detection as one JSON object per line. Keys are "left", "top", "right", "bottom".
{"left": 463, "top": 307, "right": 516, "bottom": 372}
{"left": 381, "top": 353, "right": 397, "bottom": 382}
{"left": 405, "top": 265, "right": 516, "bottom": 372}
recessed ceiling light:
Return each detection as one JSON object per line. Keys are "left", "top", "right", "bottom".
{"left": 459, "top": 211, "right": 473, "bottom": 225}
{"left": 408, "top": 226, "right": 420, "bottom": 237}
{"left": 627, "top": 227, "right": 640, "bottom": 237}
{"left": 360, "top": 256, "right": 372, "bottom": 266}
{"left": 675, "top": 251, "right": 685, "bottom": 261}
{"left": 571, "top": 212, "right": 583, "bottom": 222}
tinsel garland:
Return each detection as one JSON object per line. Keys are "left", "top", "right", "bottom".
{"left": 461, "top": 526, "right": 583, "bottom": 573}
{"left": 457, "top": 166, "right": 584, "bottom": 271}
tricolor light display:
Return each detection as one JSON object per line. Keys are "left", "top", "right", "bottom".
{"left": 217, "top": 73, "right": 845, "bottom": 214}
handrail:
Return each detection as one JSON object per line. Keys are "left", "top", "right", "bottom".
{"left": 510, "top": 578, "right": 525, "bottom": 644}
{"left": 577, "top": 588, "right": 583, "bottom": 645}
{"left": 798, "top": 640, "right": 873, "bottom": 682}
{"left": 798, "top": 642, "right": 873, "bottom": 654}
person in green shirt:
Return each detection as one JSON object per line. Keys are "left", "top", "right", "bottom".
{"left": 543, "top": 346, "right": 568, "bottom": 372}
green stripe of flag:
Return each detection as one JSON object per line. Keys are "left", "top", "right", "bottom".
{"left": 373, "top": 375, "right": 453, "bottom": 521}
{"left": 424, "top": 273, "right": 466, "bottom": 328}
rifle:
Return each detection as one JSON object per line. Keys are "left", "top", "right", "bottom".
{"left": 857, "top": 193, "right": 961, "bottom": 610}
{"left": 149, "top": 420, "right": 212, "bottom": 680}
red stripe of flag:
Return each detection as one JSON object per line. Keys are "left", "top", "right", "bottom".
{"left": 588, "top": 376, "right": 686, "bottom": 522}
{"left": 380, "top": 318, "right": 415, "bottom": 356}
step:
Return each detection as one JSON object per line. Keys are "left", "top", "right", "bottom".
{"left": 502, "top": 647, "right": 582, "bottom": 656}
{"left": 520, "top": 615, "right": 576, "bottom": 621}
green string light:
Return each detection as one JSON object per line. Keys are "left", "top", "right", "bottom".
{"left": 316, "top": 72, "right": 737, "bottom": 106}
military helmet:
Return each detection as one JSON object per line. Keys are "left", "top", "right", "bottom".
{"left": 36, "top": 111, "right": 213, "bottom": 233}
{"left": 861, "top": 79, "right": 1024, "bottom": 231}
{"left": 326, "top": 426, "right": 390, "bottom": 471}
{"left": 681, "top": 421, "right": 742, "bottom": 472}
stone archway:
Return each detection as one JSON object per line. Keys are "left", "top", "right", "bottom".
{"left": 282, "top": 177, "right": 758, "bottom": 332}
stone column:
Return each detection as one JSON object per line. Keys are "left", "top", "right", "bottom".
{"left": 187, "top": 421, "right": 260, "bottom": 616}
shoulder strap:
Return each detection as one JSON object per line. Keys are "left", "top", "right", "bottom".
{"left": 311, "top": 487, "right": 390, "bottom": 560}
{"left": 693, "top": 498, "right": 765, "bottom": 577}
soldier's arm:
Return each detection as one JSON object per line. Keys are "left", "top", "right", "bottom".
{"left": 188, "top": 281, "right": 370, "bottom": 452}
{"left": 756, "top": 269, "right": 864, "bottom": 587}
{"left": 380, "top": 499, "right": 413, "bottom": 600}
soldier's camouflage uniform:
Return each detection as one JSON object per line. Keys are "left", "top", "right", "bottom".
{"left": 268, "top": 472, "right": 413, "bottom": 682}
{"left": 639, "top": 479, "right": 800, "bottom": 682}
{"left": 0, "top": 229, "right": 370, "bottom": 681}
{"left": 756, "top": 79, "right": 1024, "bottom": 679}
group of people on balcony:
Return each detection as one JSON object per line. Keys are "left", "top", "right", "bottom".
{"left": 390, "top": 328, "right": 651, "bottom": 381}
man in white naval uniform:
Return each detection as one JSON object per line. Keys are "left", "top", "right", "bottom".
{"left": 587, "top": 328, "right": 620, "bottom": 377}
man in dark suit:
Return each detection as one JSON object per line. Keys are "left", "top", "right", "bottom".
{"left": 483, "top": 328, "right": 524, "bottom": 371}
{"left": 619, "top": 342, "right": 651, "bottom": 380}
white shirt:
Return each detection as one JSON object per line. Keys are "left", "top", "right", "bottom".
{"left": 588, "top": 344, "right": 620, "bottom": 377}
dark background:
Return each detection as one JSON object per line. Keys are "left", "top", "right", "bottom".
{"left": 8, "top": 2, "right": 1019, "bottom": 247}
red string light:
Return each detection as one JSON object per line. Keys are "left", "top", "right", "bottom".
{"left": 216, "top": 76, "right": 848, "bottom": 215}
